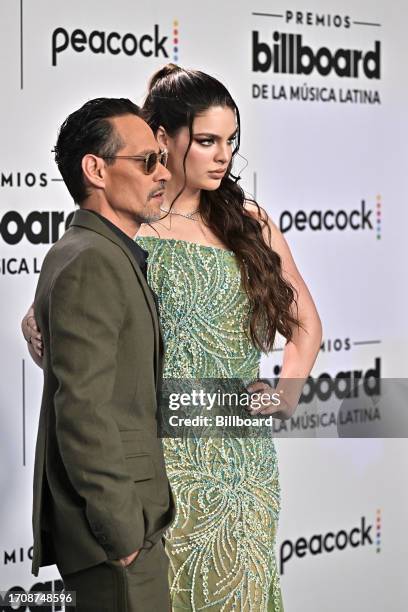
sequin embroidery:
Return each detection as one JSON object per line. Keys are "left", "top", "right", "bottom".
{"left": 137, "top": 237, "right": 284, "bottom": 612}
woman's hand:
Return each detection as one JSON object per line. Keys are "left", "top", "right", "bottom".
{"left": 22, "top": 305, "right": 43, "bottom": 359}
{"left": 246, "top": 380, "right": 293, "bottom": 419}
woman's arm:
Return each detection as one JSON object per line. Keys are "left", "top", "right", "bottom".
{"left": 267, "top": 215, "right": 322, "bottom": 377}
{"left": 246, "top": 204, "right": 323, "bottom": 418}
{"left": 21, "top": 304, "right": 44, "bottom": 369}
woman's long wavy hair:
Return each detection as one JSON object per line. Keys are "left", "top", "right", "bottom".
{"left": 142, "top": 63, "right": 301, "bottom": 351}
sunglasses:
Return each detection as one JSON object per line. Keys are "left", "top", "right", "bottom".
{"left": 102, "top": 149, "right": 168, "bottom": 175}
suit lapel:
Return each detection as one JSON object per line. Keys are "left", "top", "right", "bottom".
{"left": 68, "top": 209, "right": 161, "bottom": 382}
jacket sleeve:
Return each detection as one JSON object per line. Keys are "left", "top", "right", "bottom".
{"left": 48, "top": 248, "right": 145, "bottom": 559}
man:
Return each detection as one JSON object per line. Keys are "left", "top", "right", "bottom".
{"left": 29, "top": 97, "right": 175, "bottom": 611}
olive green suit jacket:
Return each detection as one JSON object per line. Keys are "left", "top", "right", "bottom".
{"left": 32, "top": 209, "right": 175, "bottom": 577}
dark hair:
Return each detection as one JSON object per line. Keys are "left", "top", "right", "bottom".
{"left": 142, "top": 64, "right": 301, "bottom": 351}
{"left": 54, "top": 97, "right": 140, "bottom": 204}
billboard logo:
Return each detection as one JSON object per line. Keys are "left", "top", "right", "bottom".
{"left": 252, "top": 32, "right": 381, "bottom": 79}
{"left": 251, "top": 11, "right": 382, "bottom": 105}
{"left": 0, "top": 211, "right": 74, "bottom": 245}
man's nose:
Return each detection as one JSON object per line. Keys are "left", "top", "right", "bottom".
{"left": 154, "top": 163, "right": 171, "bottom": 182}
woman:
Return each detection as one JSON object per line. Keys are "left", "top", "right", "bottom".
{"left": 23, "top": 64, "right": 322, "bottom": 611}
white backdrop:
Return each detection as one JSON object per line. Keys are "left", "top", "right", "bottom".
{"left": 1, "top": 0, "right": 407, "bottom": 610}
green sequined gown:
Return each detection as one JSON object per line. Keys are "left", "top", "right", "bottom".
{"left": 137, "top": 237, "right": 283, "bottom": 612}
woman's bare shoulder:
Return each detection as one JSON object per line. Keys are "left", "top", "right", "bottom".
{"left": 243, "top": 200, "right": 278, "bottom": 231}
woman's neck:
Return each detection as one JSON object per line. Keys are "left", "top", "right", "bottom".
{"left": 162, "top": 182, "right": 201, "bottom": 214}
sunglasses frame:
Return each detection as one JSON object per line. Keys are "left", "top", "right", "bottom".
{"left": 102, "top": 149, "right": 168, "bottom": 174}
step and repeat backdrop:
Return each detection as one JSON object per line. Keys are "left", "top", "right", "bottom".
{"left": 1, "top": 0, "right": 407, "bottom": 610}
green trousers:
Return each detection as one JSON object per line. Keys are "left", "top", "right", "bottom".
{"left": 62, "top": 539, "right": 170, "bottom": 611}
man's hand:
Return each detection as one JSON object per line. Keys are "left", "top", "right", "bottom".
{"left": 22, "top": 304, "right": 43, "bottom": 358}
{"left": 119, "top": 548, "right": 141, "bottom": 567}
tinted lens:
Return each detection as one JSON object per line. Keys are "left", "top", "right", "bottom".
{"left": 160, "top": 150, "right": 168, "bottom": 168}
{"left": 145, "top": 150, "right": 168, "bottom": 174}
{"left": 145, "top": 152, "right": 158, "bottom": 174}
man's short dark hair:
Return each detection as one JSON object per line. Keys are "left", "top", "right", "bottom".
{"left": 54, "top": 97, "right": 141, "bottom": 204}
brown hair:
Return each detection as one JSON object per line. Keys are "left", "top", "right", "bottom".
{"left": 142, "top": 64, "right": 301, "bottom": 351}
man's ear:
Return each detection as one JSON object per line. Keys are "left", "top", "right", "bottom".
{"left": 156, "top": 126, "right": 169, "bottom": 149}
{"left": 81, "top": 154, "right": 106, "bottom": 189}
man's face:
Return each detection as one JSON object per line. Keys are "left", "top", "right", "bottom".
{"left": 102, "top": 114, "right": 170, "bottom": 224}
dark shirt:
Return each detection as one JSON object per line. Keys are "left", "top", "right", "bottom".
{"left": 87, "top": 210, "right": 148, "bottom": 278}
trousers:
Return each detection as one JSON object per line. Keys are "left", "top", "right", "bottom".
{"left": 61, "top": 539, "right": 170, "bottom": 612}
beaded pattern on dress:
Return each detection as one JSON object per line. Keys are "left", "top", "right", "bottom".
{"left": 137, "top": 237, "right": 284, "bottom": 612}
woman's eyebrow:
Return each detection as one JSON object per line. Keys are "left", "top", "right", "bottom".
{"left": 193, "top": 130, "right": 238, "bottom": 139}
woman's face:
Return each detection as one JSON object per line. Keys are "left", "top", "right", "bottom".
{"left": 159, "top": 105, "right": 238, "bottom": 191}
